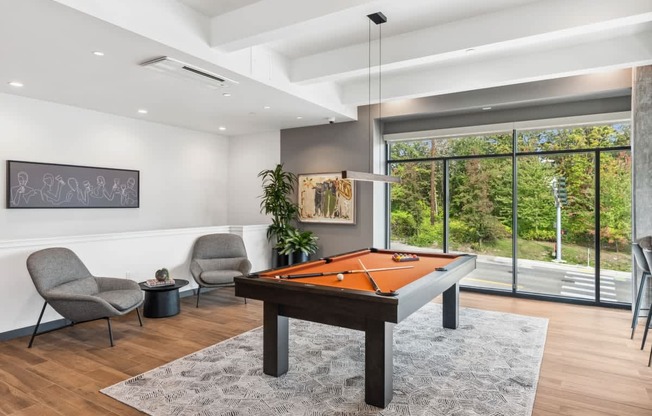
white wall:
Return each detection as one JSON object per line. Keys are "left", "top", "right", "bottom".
{"left": 0, "top": 93, "right": 229, "bottom": 239}
{"left": 0, "top": 225, "right": 271, "bottom": 335}
{"left": 227, "top": 130, "right": 280, "bottom": 225}
{"left": 0, "top": 93, "right": 281, "bottom": 337}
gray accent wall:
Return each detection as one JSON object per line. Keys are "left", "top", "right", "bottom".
{"left": 632, "top": 66, "right": 652, "bottom": 314}
{"left": 281, "top": 107, "right": 377, "bottom": 257}
{"left": 633, "top": 66, "right": 652, "bottom": 239}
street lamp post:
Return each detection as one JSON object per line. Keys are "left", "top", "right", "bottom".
{"left": 555, "top": 199, "right": 562, "bottom": 262}
{"left": 551, "top": 177, "right": 567, "bottom": 263}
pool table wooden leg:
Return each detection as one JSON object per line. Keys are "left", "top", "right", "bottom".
{"left": 365, "top": 319, "right": 394, "bottom": 408}
{"left": 263, "top": 302, "right": 289, "bottom": 377}
{"left": 442, "top": 282, "right": 459, "bottom": 329}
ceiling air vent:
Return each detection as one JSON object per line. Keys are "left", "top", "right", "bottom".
{"left": 140, "top": 56, "right": 238, "bottom": 88}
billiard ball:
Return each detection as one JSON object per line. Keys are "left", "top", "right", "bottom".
{"left": 337, "top": 273, "right": 344, "bottom": 281}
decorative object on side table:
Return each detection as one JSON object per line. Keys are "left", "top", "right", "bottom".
{"left": 155, "top": 267, "right": 169, "bottom": 281}
{"left": 144, "top": 267, "right": 175, "bottom": 287}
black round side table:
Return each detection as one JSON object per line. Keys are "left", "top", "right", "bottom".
{"left": 138, "top": 279, "right": 189, "bottom": 318}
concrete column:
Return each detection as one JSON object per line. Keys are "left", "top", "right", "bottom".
{"left": 632, "top": 65, "right": 652, "bottom": 316}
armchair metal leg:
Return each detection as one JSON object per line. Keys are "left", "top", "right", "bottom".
{"left": 631, "top": 272, "right": 649, "bottom": 339}
{"left": 649, "top": 345, "right": 652, "bottom": 367}
{"left": 641, "top": 305, "right": 652, "bottom": 350}
{"left": 136, "top": 308, "right": 143, "bottom": 326}
{"left": 28, "top": 301, "right": 48, "bottom": 348}
{"left": 244, "top": 297, "right": 247, "bottom": 305}
{"left": 107, "top": 318, "right": 114, "bottom": 347}
{"left": 196, "top": 286, "right": 202, "bottom": 308}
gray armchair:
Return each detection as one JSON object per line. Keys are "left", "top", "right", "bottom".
{"left": 26, "top": 247, "right": 144, "bottom": 347}
{"left": 190, "top": 233, "right": 251, "bottom": 307}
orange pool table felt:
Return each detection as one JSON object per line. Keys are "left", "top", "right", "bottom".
{"left": 256, "top": 249, "right": 462, "bottom": 294}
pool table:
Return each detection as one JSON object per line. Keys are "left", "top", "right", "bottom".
{"left": 234, "top": 248, "right": 476, "bottom": 408}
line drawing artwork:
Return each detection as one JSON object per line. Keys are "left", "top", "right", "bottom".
{"left": 40, "top": 173, "right": 69, "bottom": 205}
{"left": 298, "top": 173, "right": 355, "bottom": 224}
{"left": 10, "top": 171, "right": 38, "bottom": 206}
{"left": 7, "top": 161, "right": 139, "bottom": 209}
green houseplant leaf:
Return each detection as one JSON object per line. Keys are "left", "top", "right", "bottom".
{"left": 258, "top": 164, "right": 299, "bottom": 246}
{"left": 279, "top": 228, "right": 319, "bottom": 256}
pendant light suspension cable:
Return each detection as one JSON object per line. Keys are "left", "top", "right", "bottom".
{"left": 343, "top": 12, "right": 399, "bottom": 184}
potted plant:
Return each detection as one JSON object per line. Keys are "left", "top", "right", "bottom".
{"left": 259, "top": 164, "right": 299, "bottom": 266}
{"left": 280, "top": 227, "right": 319, "bottom": 264}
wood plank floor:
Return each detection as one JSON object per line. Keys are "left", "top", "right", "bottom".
{"left": 1, "top": 289, "right": 650, "bottom": 415}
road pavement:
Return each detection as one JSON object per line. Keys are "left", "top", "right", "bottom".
{"left": 391, "top": 242, "right": 632, "bottom": 303}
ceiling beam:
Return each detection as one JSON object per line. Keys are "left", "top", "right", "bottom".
{"left": 209, "top": 0, "right": 375, "bottom": 52}
{"left": 339, "top": 29, "right": 652, "bottom": 105}
{"left": 291, "top": 0, "right": 652, "bottom": 85}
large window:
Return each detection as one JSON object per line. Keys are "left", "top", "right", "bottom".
{"left": 387, "top": 120, "right": 631, "bottom": 306}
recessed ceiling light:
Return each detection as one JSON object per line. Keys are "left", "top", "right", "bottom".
{"left": 296, "top": 116, "right": 303, "bottom": 120}
{"left": 264, "top": 106, "right": 271, "bottom": 110}
{"left": 482, "top": 106, "right": 492, "bottom": 111}
{"left": 222, "top": 92, "right": 231, "bottom": 97}
{"left": 8, "top": 81, "right": 24, "bottom": 88}
{"left": 219, "top": 126, "right": 226, "bottom": 131}
{"left": 138, "top": 109, "right": 148, "bottom": 114}
{"left": 93, "top": 51, "right": 105, "bottom": 56}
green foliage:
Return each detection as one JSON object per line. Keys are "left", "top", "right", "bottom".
{"left": 407, "top": 219, "right": 442, "bottom": 247}
{"left": 599, "top": 151, "right": 632, "bottom": 249}
{"left": 279, "top": 228, "right": 318, "bottom": 256}
{"left": 391, "top": 210, "right": 417, "bottom": 238}
{"left": 389, "top": 125, "right": 632, "bottom": 254}
{"left": 258, "top": 164, "right": 298, "bottom": 246}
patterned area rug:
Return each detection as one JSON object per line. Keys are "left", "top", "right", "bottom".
{"left": 102, "top": 304, "right": 547, "bottom": 415}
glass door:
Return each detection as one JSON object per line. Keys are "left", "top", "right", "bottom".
{"left": 599, "top": 150, "right": 632, "bottom": 304}
{"left": 516, "top": 152, "right": 596, "bottom": 300}
{"left": 388, "top": 161, "right": 444, "bottom": 253}
{"left": 449, "top": 157, "right": 513, "bottom": 291}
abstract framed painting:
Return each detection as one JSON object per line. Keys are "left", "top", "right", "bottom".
{"left": 6, "top": 160, "right": 139, "bottom": 209}
{"left": 297, "top": 172, "right": 355, "bottom": 224}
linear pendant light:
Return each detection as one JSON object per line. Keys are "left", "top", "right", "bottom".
{"left": 343, "top": 12, "right": 399, "bottom": 184}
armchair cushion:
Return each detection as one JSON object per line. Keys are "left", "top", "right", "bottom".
{"left": 97, "top": 290, "right": 144, "bottom": 311}
{"left": 48, "top": 277, "right": 99, "bottom": 297}
{"left": 96, "top": 276, "right": 141, "bottom": 292}
{"left": 195, "top": 258, "right": 249, "bottom": 274}
{"left": 200, "top": 270, "right": 242, "bottom": 285}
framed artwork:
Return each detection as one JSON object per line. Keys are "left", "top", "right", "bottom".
{"left": 298, "top": 172, "right": 355, "bottom": 224}
{"left": 6, "top": 160, "right": 139, "bottom": 209}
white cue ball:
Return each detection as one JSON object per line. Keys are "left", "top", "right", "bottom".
{"left": 337, "top": 273, "right": 344, "bottom": 281}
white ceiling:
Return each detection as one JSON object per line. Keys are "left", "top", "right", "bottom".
{"left": 179, "top": 0, "right": 262, "bottom": 17}
{"left": 1, "top": 0, "right": 651, "bottom": 136}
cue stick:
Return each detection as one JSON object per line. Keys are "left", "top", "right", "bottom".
{"left": 357, "top": 259, "right": 398, "bottom": 297}
{"left": 275, "top": 265, "right": 413, "bottom": 279}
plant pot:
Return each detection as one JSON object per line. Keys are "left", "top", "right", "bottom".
{"left": 291, "top": 251, "right": 309, "bottom": 264}
{"left": 272, "top": 248, "right": 291, "bottom": 268}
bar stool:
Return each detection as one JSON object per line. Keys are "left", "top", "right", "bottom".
{"left": 641, "top": 248, "right": 652, "bottom": 366}
{"left": 630, "top": 243, "right": 650, "bottom": 340}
